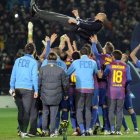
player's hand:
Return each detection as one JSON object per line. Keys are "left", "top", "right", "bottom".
{"left": 28, "top": 22, "right": 33, "bottom": 30}
{"left": 34, "top": 92, "right": 38, "bottom": 98}
{"left": 50, "top": 33, "right": 57, "bottom": 44}
{"left": 42, "top": 40, "right": 47, "bottom": 47}
{"left": 64, "top": 35, "right": 70, "bottom": 42}
{"left": 9, "top": 89, "right": 15, "bottom": 96}
{"left": 45, "top": 36, "right": 50, "bottom": 41}
{"left": 64, "top": 96, "right": 69, "bottom": 100}
{"left": 68, "top": 18, "right": 78, "bottom": 24}
{"left": 72, "top": 10, "right": 79, "bottom": 18}
{"left": 90, "top": 35, "right": 97, "bottom": 43}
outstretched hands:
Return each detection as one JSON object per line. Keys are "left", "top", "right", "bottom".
{"left": 72, "top": 10, "right": 79, "bottom": 18}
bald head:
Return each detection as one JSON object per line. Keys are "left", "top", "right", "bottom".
{"left": 95, "top": 13, "right": 107, "bottom": 22}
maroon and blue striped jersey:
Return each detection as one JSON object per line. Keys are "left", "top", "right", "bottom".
{"left": 103, "top": 60, "right": 132, "bottom": 99}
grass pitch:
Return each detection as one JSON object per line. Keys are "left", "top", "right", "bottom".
{"left": 0, "top": 108, "right": 140, "bottom": 140}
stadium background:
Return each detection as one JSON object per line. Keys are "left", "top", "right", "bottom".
{"left": 0, "top": 0, "right": 140, "bottom": 114}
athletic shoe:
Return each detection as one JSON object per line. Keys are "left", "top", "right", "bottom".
{"left": 80, "top": 133, "right": 85, "bottom": 136}
{"left": 55, "top": 130, "right": 59, "bottom": 136}
{"left": 72, "top": 132, "right": 78, "bottom": 136}
{"left": 89, "top": 128, "right": 93, "bottom": 135}
{"left": 85, "top": 132, "right": 90, "bottom": 136}
{"left": 21, "top": 133, "right": 32, "bottom": 138}
{"left": 41, "top": 131, "right": 46, "bottom": 137}
{"left": 104, "top": 130, "right": 110, "bottom": 135}
{"left": 133, "top": 128, "right": 139, "bottom": 134}
{"left": 124, "top": 128, "right": 130, "bottom": 134}
{"left": 37, "top": 128, "right": 42, "bottom": 135}
{"left": 116, "top": 131, "right": 122, "bottom": 135}
{"left": 28, "top": 134, "right": 35, "bottom": 137}
{"left": 93, "top": 123, "right": 100, "bottom": 135}
{"left": 50, "top": 133, "right": 57, "bottom": 137}
{"left": 76, "top": 127, "right": 81, "bottom": 134}
{"left": 18, "top": 131, "right": 21, "bottom": 136}
{"left": 110, "top": 131, "right": 115, "bottom": 135}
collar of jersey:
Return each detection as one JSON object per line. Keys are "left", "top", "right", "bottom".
{"left": 25, "top": 54, "right": 34, "bottom": 59}
{"left": 114, "top": 60, "right": 121, "bottom": 62}
{"left": 81, "top": 55, "right": 88, "bottom": 59}
{"left": 47, "top": 60, "right": 57, "bottom": 64}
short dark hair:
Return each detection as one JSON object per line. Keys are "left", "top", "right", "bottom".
{"left": 24, "top": 43, "right": 36, "bottom": 55}
{"left": 83, "top": 43, "right": 91, "bottom": 55}
{"left": 105, "top": 42, "right": 114, "bottom": 54}
{"left": 80, "top": 47, "right": 88, "bottom": 55}
{"left": 60, "top": 51, "right": 68, "bottom": 61}
{"left": 53, "top": 47, "right": 61, "bottom": 57}
{"left": 47, "top": 52, "right": 57, "bottom": 60}
{"left": 72, "top": 51, "right": 80, "bottom": 60}
{"left": 112, "top": 50, "right": 122, "bottom": 60}
{"left": 123, "top": 53, "right": 129, "bottom": 63}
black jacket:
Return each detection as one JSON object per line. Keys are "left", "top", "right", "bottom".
{"left": 38, "top": 60, "right": 69, "bottom": 105}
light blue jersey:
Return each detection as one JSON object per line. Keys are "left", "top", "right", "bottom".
{"left": 10, "top": 54, "right": 38, "bottom": 93}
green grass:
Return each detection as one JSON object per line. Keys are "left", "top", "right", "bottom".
{"left": 0, "top": 108, "right": 140, "bottom": 140}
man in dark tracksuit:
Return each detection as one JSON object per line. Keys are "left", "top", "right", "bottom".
{"left": 10, "top": 43, "right": 38, "bottom": 138}
{"left": 38, "top": 52, "right": 69, "bottom": 137}
{"left": 31, "top": 3, "right": 105, "bottom": 53}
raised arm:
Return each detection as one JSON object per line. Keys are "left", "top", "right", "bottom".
{"left": 28, "top": 22, "right": 33, "bottom": 43}
{"left": 65, "top": 35, "right": 74, "bottom": 55}
{"left": 73, "top": 40, "right": 78, "bottom": 51}
{"left": 130, "top": 44, "right": 140, "bottom": 69}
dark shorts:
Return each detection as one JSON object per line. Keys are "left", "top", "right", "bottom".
{"left": 124, "top": 94, "right": 133, "bottom": 110}
{"left": 60, "top": 92, "right": 69, "bottom": 109}
{"left": 92, "top": 89, "right": 99, "bottom": 107}
{"left": 99, "top": 88, "right": 107, "bottom": 106}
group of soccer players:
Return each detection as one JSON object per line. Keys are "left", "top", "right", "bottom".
{"left": 10, "top": 21, "right": 139, "bottom": 138}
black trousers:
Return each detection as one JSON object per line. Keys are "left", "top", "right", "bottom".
{"left": 107, "top": 97, "right": 124, "bottom": 131}
{"left": 29, "top": 98, "right": 38, "bottom": 135}
{"left": 15, "top": 89, "right": 33, "bottom": 133}
{"left": 75, "top": 91, "right": 93, "bottom": 128}
{"left": 42, "top": 104, "right": 59, "bottom": 134}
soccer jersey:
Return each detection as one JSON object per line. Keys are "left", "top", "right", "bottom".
{"left": 103, "top": 60, "right": 132, "bottom": 99}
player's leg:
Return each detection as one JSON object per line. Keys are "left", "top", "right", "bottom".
{"left": 75, "top": 91, "right": 85, "bottom": 135}
{"left": 37, "top": 111, "right": 42, "bottom": 135}
{"left": 21, "top": 89, "right": 33, "bottom": 138}
{"left": 90, "top": 90, "right": 99, "bottom": 135}
{"left": 116, "top": 98, "right": 124, "bottom": 135}
{"left": 85, "top": 93, "right": 94, "bottom": 136}
{"left": 125, "top": 94, "right": 138, "bottom": 134}
{"left": 41, "top": 104, "right": 49, "bottom": 137}
{"left": 107, "top": 97, "right": 116, "bottom": 135}
{"left": 29, "top": 98, "right": 38, "bottom": 136}
{"left": 50, "top": 105, "right": 59, "bottom": 137}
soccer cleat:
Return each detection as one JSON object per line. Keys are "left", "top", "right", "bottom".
{"left": 85, "top": 132, "right": 90, "bottom": 136}
{"left": 89, "top": 128, "right": 93, "bottom": 135}
{"left": 55, "top": 130, "right": 59, "bottom": 136}
{"left": 41, "top": 131, "right": 46, "bottom": 137}
{"left": 18, "top": 131, "right": 21, "bottom": 136}
{"left": 76, "top": 127, "right": 81, "bottom": 133}
{"left": 50, "top": 133, "right": 57, "bottom": 137}
{"left": 21, "top": 133, "right": 32, "bottom": 138}
{"left": 133, "top": 128, "right": 139, "bottom": 134}
{"left": 116, "top": 131, "right": 122, "bottom": 135}
{"left": 37, "top": 128, "right": 42, "bottom": 135}
{"left": 80, "top": 133, "right": 85, "bottom": 136}
{"left": 104, "top": 130, "right": 110, "bottom": 135}
{"left": 124, "top": 128, "right": 130, "bottom": 134}
{"left": 72, "top": 132, "right": 78, "bottom": 136}
{"left": 93, "top": 123, "right": 100, "bottom": 135}
{"left": 110, "top": 131, "right": 115, "bottom": 135}
{"left": 28, "top": 134, "right": 35, "bottom": 137}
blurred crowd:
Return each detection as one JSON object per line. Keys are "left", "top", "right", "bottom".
{"left": 0, "top": 0, "right": 140, "bottom": 69}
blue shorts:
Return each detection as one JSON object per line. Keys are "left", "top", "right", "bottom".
{"left": 99, "top": 88, "right": 107, "bottom": 106}
{"left": 69, "top": 85, "right": 75, "bottom": 111}
{"left": 60, "top": 92, "right": 69, "bottom": 109}
{"left": 124, "top": 94, "right": 133, "bottom": 110}
{"left": 92, "top": 89, "right": 99, "bottom": 107}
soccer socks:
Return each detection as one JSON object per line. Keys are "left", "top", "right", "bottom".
{"left": 70, "top": 112, "right": 76, "bottom": 132}
{"left": 122, "top": 115, "right": 128, "bottom": 130}
{"left": 90, "top": 108, "right": 97, "bottom": 129}
{"left": 111, "top": 126, "right": 115, "bottom": 131}
{"left": 79, "top": 123, "right": 85, "bottom": 134}
{"left": 131, "top": 113, "right": 138, "bottom": 129}
{"left": 103, "top": 108, "right": 109, "bottom": 131}
{"left": 37, "top": 113, "right": 42, "bottom": 128}
{"left": 96, "top": 112, "right": 101, "bottom": 126}
{"left": 61, "top": 110, "right": 68, "bottom": 121}
{"left": 55, "top": 111, "right": 60, "bottom": 130}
